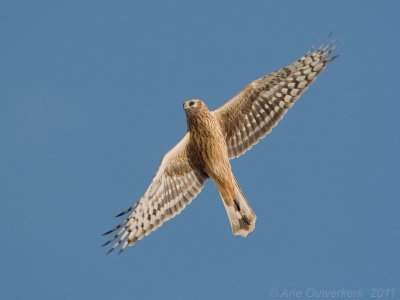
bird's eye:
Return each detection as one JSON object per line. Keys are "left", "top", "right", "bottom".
{"left": 189, "top": 101, "right": 195, "bottom": 107}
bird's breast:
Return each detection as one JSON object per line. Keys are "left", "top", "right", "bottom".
{"left": 188, "top": 120, "right": 230, "bottom": 179}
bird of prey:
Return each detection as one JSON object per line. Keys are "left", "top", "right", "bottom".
{"left": 103, "top": 43, "right": 337, "bottom": 254}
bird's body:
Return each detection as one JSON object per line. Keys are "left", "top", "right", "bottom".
{"left": 185, "top": 101, "right": 256, "bottom": 236}
{"left": 186, "top": 104, "right": 231, "bottom": 194}
{"left": 103, "top": 43, "right": 337, "bottom": 254}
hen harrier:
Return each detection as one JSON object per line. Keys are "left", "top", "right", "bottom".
{"left": 103, "top": 43, "right": 337, "bottom": 254}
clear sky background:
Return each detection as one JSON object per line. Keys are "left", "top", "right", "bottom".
{"left": 1, "top": 1, "right": 399, "bottom": 300}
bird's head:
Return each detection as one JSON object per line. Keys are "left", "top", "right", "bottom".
{"left": 183, "top": 99, "right": 208, "bottom": 115}
{"left": 183, "top": 99, "right": 210, "bottom": 130}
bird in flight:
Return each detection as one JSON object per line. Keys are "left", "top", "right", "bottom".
{"left": 103, "top": 43, "right": 337, "bottom": 254}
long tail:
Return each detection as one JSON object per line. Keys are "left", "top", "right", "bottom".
{"left": 220, "top": 176, "right": 256, "bottom": 237}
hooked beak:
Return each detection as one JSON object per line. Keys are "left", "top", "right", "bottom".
{"left": 183, "top": 101, "right": 189, "bottom": 110}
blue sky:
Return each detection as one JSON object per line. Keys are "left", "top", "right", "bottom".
{"left": 1, "top": 1, "right": 399, "bottom": 299}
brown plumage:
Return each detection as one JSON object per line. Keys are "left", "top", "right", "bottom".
{"left": 103, "top": 43, "right": 337, "bottom": 254}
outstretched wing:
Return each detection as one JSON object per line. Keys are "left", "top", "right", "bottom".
{"left": 103, "top": 133, "right": 208, "bottom": 254}
{"left": 214, "top": 43, "right": 337, "bottom": 159}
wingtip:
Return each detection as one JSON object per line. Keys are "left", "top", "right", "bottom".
{"left": 115, "top": 211, "right": 125, "bottom": 218}
{"left": 327, "top": 54, "right": 339, "bottom": 63}
{"left": 114, "top": 203, "right": 138, "bottom": 218}
{"left": 317, "top": 38, "right": 338, "bottom": 53}
{"left": 102, "top": 229, "right": 113, "bottom": 236}
{"left": 102, "top": 240, "right": 112, "bottom": 247}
